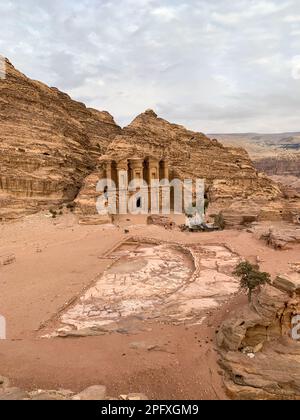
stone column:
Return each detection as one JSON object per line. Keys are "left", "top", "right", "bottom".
{"left": 117, "top": 160, "right": 128, "bottom": 214}
{"left": 106, "top": 160, "right": 113, "bottom": 187}
{"left": 162, "top": 160, "right": 169, "bottom": 181}
{"left": 148, "top": 158, "right": 159, "bottom": 181}
{"left": 105, "top": 160, "right": 116, "bottom": 214}
{"left": 148, "top": 158, "right": 160, "bottom": 214}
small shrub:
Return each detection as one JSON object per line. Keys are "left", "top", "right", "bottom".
{"left": 233, "top": 261, "right": 271, "bottom": 303}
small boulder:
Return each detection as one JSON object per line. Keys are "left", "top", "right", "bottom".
{"left": 120, "top": 393, "right": 148, "bottom": 401}
{"left": 273, "top": 272, "right": 300, "bottom": 295}
{"left": 74, "top": 385, "right": 107, "bottom": 401}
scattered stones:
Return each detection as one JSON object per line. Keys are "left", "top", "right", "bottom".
{"left": 0, "top": 254, "right": 16, "bottom": 266}
{"left": 0, "top": 381, "right": 148, "bottom": 400}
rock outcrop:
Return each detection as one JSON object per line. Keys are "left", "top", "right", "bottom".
{"left": 217, "top": 275, "right": 300, "bottom": 400}
{"left": 255, "top": 155, "right": 300, "bottom": 179}
{"left": 0, "top": 59, "right": 121, "bottom": 221}
{"left": 105, "top": 110, "right": 281, "bottom": 201}
{"left": 260, "top": 226, "right": 300, "bottom": 249}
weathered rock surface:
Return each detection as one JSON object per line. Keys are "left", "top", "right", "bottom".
{"left": 0, "top": 380, "right": 147, "bottom": 400}
{"left": 255, "top": 155, "right": 300, "bottom": 179}
{"left": 103, "top": 110, "right": 281, "bottom": 202}
{"left": 0, "top": 59, "right": 121, "bottom": 221}
{"left": 218, "top": 275, "right": 300, "bottom": 400}
{"left": 0, "top": 387, "right": 29, "bottom": 400}
{"left": 221, "top": 338, "right": 300, "bottom": 400}
{"left": 273, "top": 273, "right": 300, "bottom": 294}
{"left": 74, "top": 385, "right": 107, "bottom": 401}
{"left": 260, "top": 226, "right": 300, "bottom": 249}
{"left": 147, "top": 215, "right": 175, "bottom": 229}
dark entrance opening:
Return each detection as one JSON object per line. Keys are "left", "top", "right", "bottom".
{"left": 137, "top": 197, "right": 142, "bottom": 209}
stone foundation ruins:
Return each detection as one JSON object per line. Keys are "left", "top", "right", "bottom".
{"left": 43, "top": 238, "right": 241, "bottom": 338}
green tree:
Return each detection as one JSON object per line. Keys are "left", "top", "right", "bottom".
{"left": 233, "top": 261, "right": 271, "bottom": 303}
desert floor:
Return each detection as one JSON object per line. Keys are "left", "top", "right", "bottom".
{"left": 0, "top": 213, "right": 299, "bottom": 400}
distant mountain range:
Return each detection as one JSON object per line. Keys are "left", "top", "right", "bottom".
{"left": 209, "top": 132, "right": 300, "bottom": 156}
{"left": 209, "top": 133, "right": 300, "bottom": 191}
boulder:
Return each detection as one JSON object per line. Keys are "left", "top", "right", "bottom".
{"left": 74, "top": 385, "right": 107, "bottom": 401}
{"left": 147, "top": 215, "right": 175, "bottom": 229}
{"left": 273, "top": 273, "right": 300, "bottom": 295}
{"left": 217, "top": 283, "right": 300, "bottom": 400}
{"left": 261, "top": 227, "right": 300, "bottom": 249}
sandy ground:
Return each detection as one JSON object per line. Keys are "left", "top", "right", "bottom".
{"left": 0, "top": 213, "right": 299, "bottom": 399}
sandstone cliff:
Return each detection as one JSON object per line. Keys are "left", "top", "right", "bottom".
{"left": 103, "top": 109, "right": 281, "bottom": 202}
{"left": 0, "top": 59, "right": 121, "bottom": 221}
{"left": 255, "top": 155, "right": 300, "bottom": 179}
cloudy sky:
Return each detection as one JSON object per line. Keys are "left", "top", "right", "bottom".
{"left": 1, "top": 0, "right": 300, "bottom": 133}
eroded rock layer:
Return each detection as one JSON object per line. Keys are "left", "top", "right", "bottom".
{"left": 218, "top": 275, "right": 300, "bottom": 400}
{"left": 0, "top": 59, "right": 121, "bottom": 220}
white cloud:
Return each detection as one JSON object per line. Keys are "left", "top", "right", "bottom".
{"left": 212, "top": 0, "right": 291, "bottom": 25}
{"left": 0, "top": 0, "right": 300, "bottom": 132}
{"left": 284, "top": 14, "right": 300, "bottom": 22}
{"left": 150, "top": 5, "right": 185, "bottom": 22}
{"left": 291, "top": 55, "right": 300, "bottom": 79}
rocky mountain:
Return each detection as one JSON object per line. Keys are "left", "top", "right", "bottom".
{"left": 103, "top": 110, "right": 281, "bottom": 201}
{"left": 0, "top": 59, "right": 121, "bottom": 221}
{"left": 0, "top": 60, "right": 296, "bottom": 223}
